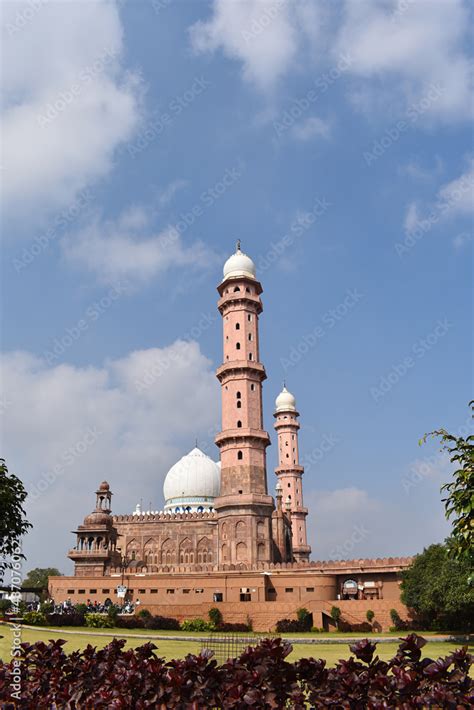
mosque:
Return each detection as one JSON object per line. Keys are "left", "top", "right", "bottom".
{"left": 49, "top": 244, "right": 411, "bottom": 631}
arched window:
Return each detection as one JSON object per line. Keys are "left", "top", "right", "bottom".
{"left": 248, "top": 333, "right": 252, "bottom": 341}
{"left": 197, "top": 505, "right": 204, "bottom": 513}
{"left": 248, "top": 353, "right": 253, "bottom": 360}
{"left": 237, "top": 420, "right": 242, "bottom": 428}
{"left": 235, "top": 323, "right": 240, "bottom": 330}
{"left": 236, "top": 391, "right": 241, "bottom": 399}
{"left": 236, "top": 343, "right": 241, "bottom": 350}
{"left": 233, "top": 286, "right": 240, "bottom": 292}
{"left": 251, "top": 384, "right": 255, "bottom": 391}
{"left": 237, "top": 450, "right": 243, "bottom": 460}
{"left": 237, "top": 401, "right": 242, "bottom": 408}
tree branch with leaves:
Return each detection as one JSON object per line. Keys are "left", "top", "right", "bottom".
{"left": 420, "top": 401, "right": 473, "bottom": 564}
{"left": 0, "top": 458, "right": 32, "bottom": 584}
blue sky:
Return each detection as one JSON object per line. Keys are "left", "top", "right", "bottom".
{"left": 1, "top": 0, "right": 472, "bottom": 572}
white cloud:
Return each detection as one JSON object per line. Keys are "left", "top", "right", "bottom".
{"left": 453, "top": 231, "right": 473, "bottom": 249}
{"left": 189, "top": 0, "right": 472, "bottom": 123}
{"left": 1, "top": 343, "right": 220, "bottom": 570}
{"left": 1, "top": 0, "right": 141, "bottom": 227}
{"left": 437, "top": 158, "right": 474, "bottom": 215}
{"left": 335, "top": 0, "right": 472, "bottom": 121}
{"left": 61, "top": 205, "right": 218, "bottom": 285}
{"left": 306, "top": 483, "right": 449, "bottom": 561}
{"left": 403, "top": 158, "right": 474, "bottom": 237}
{"left": 398, "top": 157, "right": 444, "bottom": 181}
{"left": 189, "top": 0, "right": 323, "bottom": 91}
{"left": 404, "top": 202, "right": 422, "bottom": 233}
{"left": 291, "top": 116, "right": 331, "bottom": 141}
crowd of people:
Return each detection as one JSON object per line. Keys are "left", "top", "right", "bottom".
{"left": 25, "top": 598, "right": 137, "bottom": 614}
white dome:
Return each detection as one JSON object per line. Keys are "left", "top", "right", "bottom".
{"left": 163, "top": 447, "right": 220, "bottom": 513}
{"left": 275, "top": 385, "right": 296, "bottom": 412}
{"left": 223, "top": 242, "right": 256, "bottom": 281}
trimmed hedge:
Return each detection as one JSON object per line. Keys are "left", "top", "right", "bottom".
{"left": 0, "top": 635, "right": 471, "bottom": 707}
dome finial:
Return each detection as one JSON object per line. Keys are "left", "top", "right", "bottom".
{"left": 236, "top": 239, "right": 241, "bottom": 252}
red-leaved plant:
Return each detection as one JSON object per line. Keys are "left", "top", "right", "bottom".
{"left": 0, "top": 634, "right": 471, "bottom": 708}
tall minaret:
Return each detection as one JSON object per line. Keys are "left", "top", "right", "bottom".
{"left": 274, "top": 386, "right": 311, "bottom": 562}
{"left": 214, "top": 242, "right": 274, "bottom": 567}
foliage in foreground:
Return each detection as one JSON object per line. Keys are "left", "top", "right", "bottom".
{"left": 401, "top": 543, "right": 474, "bottom": 631}
{"left": 0, "top": 635, "right": 471, "bottom": 708}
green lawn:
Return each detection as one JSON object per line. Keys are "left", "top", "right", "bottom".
{"left": 1, "top": 625, "right": 470, "bottom": 666}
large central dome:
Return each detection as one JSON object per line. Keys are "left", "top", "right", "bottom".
{"left": 163, "top": 447, "right": 220, "bottom": 513}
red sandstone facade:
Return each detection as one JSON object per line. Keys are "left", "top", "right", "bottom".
{"left": 49, "top": 244, "right": 412, "bottom": 631}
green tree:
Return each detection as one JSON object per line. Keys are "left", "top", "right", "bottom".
{"left": 400, "top": 543, "right": 474, "bottom": 630}
{"left": 421, "top": 402, "right": 474, "bottom": 563}
{"left": 0, "top": 458, "right": 32, "bottom": 583}
{"left": 330, "top": 605, "right": 341, "bottom": 629}
{"left": 24, "top": 568, "right": 62, "bottom": 589}
{"left": 366, "top": 609, "right": 375, "bottom": 624}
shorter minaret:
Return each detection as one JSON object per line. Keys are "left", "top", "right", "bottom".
{"left": 274, "top": 386, "right": 311, "bottom": 562}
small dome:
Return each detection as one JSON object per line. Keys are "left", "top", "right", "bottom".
{"left": 275, "top": 385, "right": 296, "bottom": 412}
{"left": 163, "top": 447, "right": 220, "bottom": 512}
{"left": 98, "top": 481, "right": 110, "bottom": 491}
{"left": 223, "top": 242, "right": 256, "bottom": 281}
{"left": 83, "top": 510, "right": 112, "bottom": 526}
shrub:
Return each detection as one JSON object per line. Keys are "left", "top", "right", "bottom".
{"left": 208, "top": 607, "right": 223, "bottom": 628}
{"left": 296, "top": 607, "right": 312, "bottom": 631}
{"left": 39, "top": 601, "right": 54, "bottom": 615}
{"left": 330, "top": 605, "right": 341, "bottom": 628}
{"left": 46, "top": 612, "right": 85, "bottom": 627}
{"left": 107, "top": 605, "right": 119, "bottom": 624}
{"left": 0, "top": 599, "right": 12, "bottom": 615}
{"left": 0, "top": 634, "right": 471, "bottom": 707}
{"left": 366, "top": 609, "right": 375, "bottom": 624}
{"left": 390, "top": 608, "right": 402, "bottom": 628}
{"left": 144, "top": 615, "right": 180, "bottom": 631}
{"left": 84, "top": 613, "right": 114, "bottom": 628}
{"left": 181, "top": 618, "right": 213, "bottom": 632}
{"left": 22, "top": 611, "right": 47, "bottom": 626}
{"left": 115, "top": 615, "right": 145, "bottom": 629}
{"left": 275, "top": 618, "right": 303, "bottom": 633}
{"left": 137, "top": 608, "right": 152, "bottom": 619}
{"left": 75, "top": 603, "right": 88, "bottom": 615}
